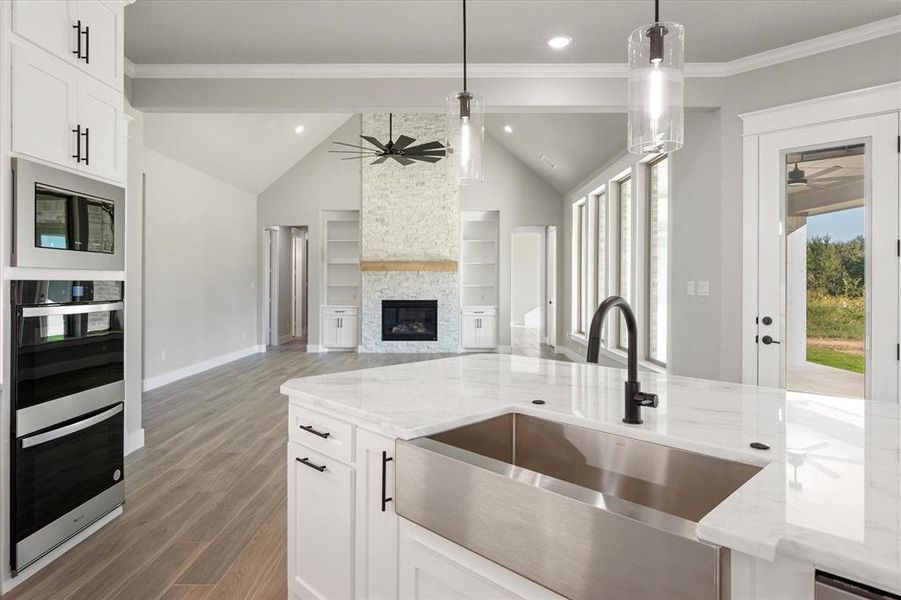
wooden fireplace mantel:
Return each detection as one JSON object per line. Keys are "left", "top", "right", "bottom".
{"left": 360, "top": 260, "right": 458, "bottom": 272}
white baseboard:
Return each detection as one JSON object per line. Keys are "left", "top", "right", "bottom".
{"left": 142, "top": 345, "right": 264, "bottom": 391}
{"left": 497, "top": 345, "right": 512, "bottom": 353}
{"left": 125, "top": 428, "right": 145, "bottom": 455}
{"left": 307, "top": 344, "right": 322, "bottom": 353}
{"left": 0, "top": 507, "right": 122, "bottom": 594}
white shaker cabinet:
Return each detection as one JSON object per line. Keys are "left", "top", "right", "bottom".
{"left": 321, "top": 307, "right": 359, "bottom": 350}
{"left": 461, "top": 307, "right": 497, "bottom": 350}
{"left": 10, "top": 43, "right": 79, "bottom": 168}
{"left": 287, "top": 441, "right": 355, "bottom": 600}
{"left": 11, "top": 0, "right": 123, "bottom": 91}
{"left": 77, "top": 73, "right": 125, "bottom": 182}
{"left": 355, "top": 429, "right": 399, "bottom": 600}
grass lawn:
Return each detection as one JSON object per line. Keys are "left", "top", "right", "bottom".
{"left": 807, "top": 346, "right": 864, "bottom": 374}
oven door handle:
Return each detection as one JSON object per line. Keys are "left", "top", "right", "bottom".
{"left": 21, "top": 302, "right": 124, "bottom": 318}
{"left": 21, "top": 404, "right": 122, "bottom": 449}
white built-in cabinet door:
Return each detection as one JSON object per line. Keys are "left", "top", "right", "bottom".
{"left": 322, "top": 315, "right": 341, "bottom": 349}
{"left": 477, "top": 316, "right": 497, "bottom": 349}
{"left": 75, "top": 0, "right": 122, "bottom": 90}
{"left": 77, "top": 73, "right": 124, "bottom": 182}
{"left": 287, "top": 441, "right": 355, "bottom": 600}
{"left": 339, "top": 315, "right": 359, "bottom": 349}
{"left": 461, "top": 315, "right": 479, "bottom": 349}
{"left": 11, "top": 43, "right": 79, "bottom": 168}
{"left": 355, "top": 430, "right": 398, "bottom": 600}
{"left": 10, "top": 0, "right": 76, "bottom": 63}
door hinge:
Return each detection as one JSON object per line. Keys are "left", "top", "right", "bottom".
{"left": 755, "top": 335, "right": 759, "bottom": 344}
{"left": 897, "top": 239, "right": 900, "bottom": 257}
{"left": 897, "top": 135, "right": 900, "bottom": 153}
{"left": 897, "top": 343, "right": 899, "bottom": 361}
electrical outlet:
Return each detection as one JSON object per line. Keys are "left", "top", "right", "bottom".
{"left": 698, "top": 280, "right": 710, "bottom": 296}
{"left": 686, "top": 281, "right": 695, "bottom": 296}
{"left": 161, "top": 350, "right": 167, "bottom": 361}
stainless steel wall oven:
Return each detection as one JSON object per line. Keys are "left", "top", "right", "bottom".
{"left": 10, "top": 280, "right": 125, "bottom": 574}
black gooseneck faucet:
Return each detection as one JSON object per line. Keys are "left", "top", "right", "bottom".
{"left": 586, "top": 296, "right": 659, "bottom": 424}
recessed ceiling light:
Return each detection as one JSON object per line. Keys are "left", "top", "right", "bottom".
{"left": 294, "top": 125, "right": 305, "bottom": 134}
{"left": 547, "top": 35, "right": 573, "bottom": 50}
{"left": 503, "top": 125, "right": 514, "bottom": 134}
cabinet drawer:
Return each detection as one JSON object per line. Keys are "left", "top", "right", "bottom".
{"left": 289, "top": 404, "right": 355, "bottom": 463}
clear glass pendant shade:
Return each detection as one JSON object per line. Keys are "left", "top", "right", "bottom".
{"left": 446, "top": 91, "right": 484, "bottom": 184}
{"left": 627, "top": 21, "right": 684, "bottom": 154}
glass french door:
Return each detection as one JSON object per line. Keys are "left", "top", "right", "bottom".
{"left": 757, "top": 113, "right": 899, "bottom": 401}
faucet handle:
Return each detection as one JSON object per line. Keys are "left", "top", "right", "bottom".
{"left": 634, "top": 392, "right": 658, "bottom": 408}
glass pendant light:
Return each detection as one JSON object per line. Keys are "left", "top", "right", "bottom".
{"left": 627, "top": 0, "right": 684, "bottom": 154}
{"left": 447, "top": 0, "right": 484, "bottom": 183}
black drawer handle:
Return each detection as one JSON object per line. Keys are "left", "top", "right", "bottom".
{"left": 297, "top": 457, "right": 326, "bottom": 472}
{"left": 381, "top": 451, "right": 393, "bottom": 512}
{"left": 299, "top": 424, "right": 330, "bottom": 439}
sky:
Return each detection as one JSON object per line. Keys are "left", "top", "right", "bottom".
{"left": 807, "top": 206, "right": 864, "bottom": 242}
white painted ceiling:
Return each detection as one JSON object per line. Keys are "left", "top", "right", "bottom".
{"left": 124, "top": 1, "right": 900, "bottom": 65}
{"left": 142, "top": 113, "right": 353, "bottom": 194}
{"left": 487, "top": 113, "right": 627, "bottom": 194}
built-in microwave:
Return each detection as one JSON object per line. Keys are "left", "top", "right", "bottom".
{"left": 12, "top": 158, "right": 125, "bottom": 271}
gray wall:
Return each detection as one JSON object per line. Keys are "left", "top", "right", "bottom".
{"left": 258, "top": 116, "right": 361, "bottom": 348}
{"left": 143, "top": 148, "right": 258, "bottom": 379}
{"left": 461, "top": 135, "right": 564, "bottom": 347}
{"left": 511, "top": 231, "right": 542, "bottom": 325}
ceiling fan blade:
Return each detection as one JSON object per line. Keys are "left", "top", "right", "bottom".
{"left": 329, "top": 150, "right": 379, "bottom": 154}
{"left": 370, "top": 156, "right": 390, "bottom": 165}
{"left": 406, "top": 150, "right": 447, "bottom": 157}
{"left": 340, "top": 156, "right": 372, "bottom": 160}
{"left": 403, "top": 141, "right": 445, "bottom": 153}
{"left": 807, "top": 165, "right": 842, "bottom": 180}
{"left": 409, "top": 155, "right": 443, "bottom": 163}
{"left": 392, "top": 156, "right": 415, "bottom": 166}
{"left": 392, "top": 135, "right": 416, "bottom": 151}
{"left": 361, "top": 135, "right": 389, "bottom": 152}
{"left": 333, "top": 141, "right": 374, "bottom": 150}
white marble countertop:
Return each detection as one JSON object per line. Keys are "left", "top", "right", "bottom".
{"left": 281, "top": 353, "right": 901, "bottom": 593}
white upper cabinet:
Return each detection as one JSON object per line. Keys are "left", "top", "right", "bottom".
{"left": 77, "top": 73, "right": 125, "bottom": 182}
{"left": 11, "top": 0, "right": 123, "bottom": 91}
{"left": 75, "top": 0, "right": 122, "bottom": 90}
{"left": 10, "top": 0, "right": 76, "bottom": 64}
{"left": 11, "top": 44, "right": 79, "bottom": 168}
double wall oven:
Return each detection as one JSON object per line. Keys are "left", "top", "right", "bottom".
{"left": 11, "top": 280, "right": 125, "bottom": 574}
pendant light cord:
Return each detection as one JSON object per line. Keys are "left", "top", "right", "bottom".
{"left": 655, "top": 0, "right": 659, "bottom": 23}
{"left": 462, "top": 0, "right": 468, "bottom": 92}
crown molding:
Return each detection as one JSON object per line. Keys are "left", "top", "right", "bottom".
{"left": 127, "top": 15, "right": 901, "bottom": 81}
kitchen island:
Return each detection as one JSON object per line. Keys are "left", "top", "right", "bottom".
{"left": 281, "top": 353, "right": 901, "bottom": 599}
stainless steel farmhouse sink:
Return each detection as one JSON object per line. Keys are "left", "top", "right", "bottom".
{"left": 395, "top": 413, "right": 762, "bottom": 600}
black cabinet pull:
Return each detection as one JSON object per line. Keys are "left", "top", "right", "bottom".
{"left": 72, "top": 20, "right": 84, "bottom": 60}
{"left": 381, "top": 451, "right": 393, "bottom": 512}
{"left": 72, "top": 124, "right": 82, "bottom": 162}
{"left": 299, "top": 424, "right": 330, "bottom": 439}
{"left": 82, "top": 127, "right": 89, "bottom": 165}
{"left": 84, "top": 24, "right": 90, "bottom": 64}
{"left": 297, "top": 457, "right": 326, "bottom": 472}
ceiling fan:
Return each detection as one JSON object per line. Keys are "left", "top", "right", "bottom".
{"left": 787, "top": 163, "right": 858, "bottom": 190}
{"left": 330, "top": 113, "right": 446, "bottom": 166}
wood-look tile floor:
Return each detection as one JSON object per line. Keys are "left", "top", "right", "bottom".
{"left": 6, "top": 342, "right": 492, "bottom": 600}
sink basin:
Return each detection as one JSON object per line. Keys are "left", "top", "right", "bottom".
{"left": 395, "top": 413, "right": 762, "bottom": 600}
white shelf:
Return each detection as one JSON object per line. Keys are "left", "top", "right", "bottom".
{"left": 323, "top": 210, "right": 362, "bottom": 310}
{"left": 461, "top": 210, "right": 499, "bottom": 309}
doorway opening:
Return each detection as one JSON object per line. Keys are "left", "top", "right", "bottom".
{"left": 263, "top": 225, "right": 309, "bottom": 351}
{"left": 510, "top": 226, "right": 556, "bottom": 357}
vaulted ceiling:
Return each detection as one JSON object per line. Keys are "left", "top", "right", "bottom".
{"left": 125, "top": 1, "right": 900, "bottom": 65}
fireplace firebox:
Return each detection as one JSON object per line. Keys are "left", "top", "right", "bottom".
{"left": 382, "top": 300, "right": 438, "bottom": 341}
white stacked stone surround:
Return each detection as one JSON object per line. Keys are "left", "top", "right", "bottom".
{"left": 360, "top": 113, "right": 460, "bottom": 353}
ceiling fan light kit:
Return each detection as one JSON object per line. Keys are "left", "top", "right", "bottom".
{"left": 627, "top": 0, "right": 685, "bottom": 154}
{"left": 447, "top": 0, "right": 485, "bottom": 184}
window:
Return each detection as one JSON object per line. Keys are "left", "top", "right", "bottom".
{"left": 616, "top": 176, "right": 632, "bottom": 349}
{"left": 596, "top": 191, "right": 607, "bottom": 302}
{"left": 571, "top": 199, "right": 589, "bottom": 335}
{"left": 647, "top": 156, "right": 668, "bottom": 365}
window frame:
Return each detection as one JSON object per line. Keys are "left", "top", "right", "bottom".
{"left": 571, "top": 198, "right": 589, "bottom": 337}
{"left": 645, "top": 154, "right": 669, "bottom": 367}
{"left": 614, "top": 172, "right": 633, "bottom": 351}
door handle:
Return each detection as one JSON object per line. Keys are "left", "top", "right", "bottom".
{"left": 296, "top": 457, "right": 326, "bottom": 472}
{"left": 22, "top": 302, "right": 124, "bottom": 318}
{"left": 761, "top": 335, "right": 781, "bottom": 345}
{"left": 381, "top": 451, "right": 393, "bottom": 512}
{"left": 22, "top": 403, "right": 122, "bottom": 448}
{"left": 298, "top": 424, "right": 330, "bottom": 439}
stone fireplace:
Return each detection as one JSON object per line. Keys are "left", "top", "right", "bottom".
{"left": 360, "top": 113, "right": 460, "bottom": 353}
